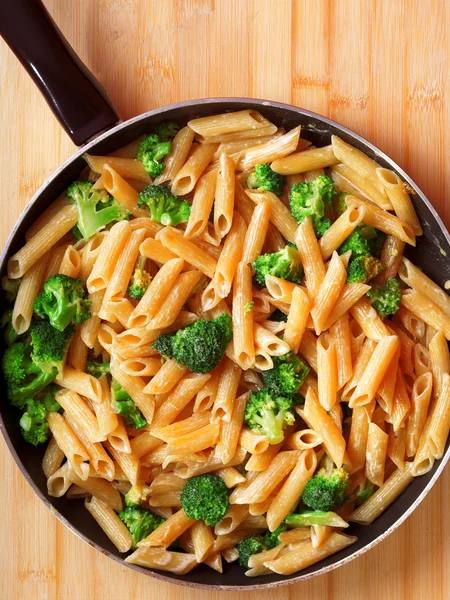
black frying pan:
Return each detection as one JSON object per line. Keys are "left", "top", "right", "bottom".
{"left": 1, "top": 0, "right": 449, "bottom": 591}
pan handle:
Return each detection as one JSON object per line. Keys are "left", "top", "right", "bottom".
{"left": 0, "top": 0, "right": 119, "bottom": 146}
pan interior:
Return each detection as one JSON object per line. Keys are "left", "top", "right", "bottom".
{"left": 1, "top": 99, "right": 449, "bottom": 589}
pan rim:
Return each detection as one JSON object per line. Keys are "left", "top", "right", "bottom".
{"left": 1, "top": 97, "right": 449, "bottom": 590}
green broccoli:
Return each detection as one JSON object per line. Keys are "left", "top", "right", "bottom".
{"left": 262, "top": 351, "right": 309, "bottom": 397}
{"left": 87, "top": 361, "right": 110, "bottom": 378}
{"left": 238, "top": 526, "right": 286, "bottom": 568}
{"left": 153, "top": 313, "right": 232, "bottom": 373}
{"left": 2, "top": 342, "right": 57, "bottom": 409}
{"left": 19, "top": 385, "right": 61, "bottom": 446}
{"left": 339, "top": 224, "right": 386, "bottom": 258}
{"left": 127, "top": 255, "right": 152, "bottom": 300}
{"left": 2, "top": 276, "right": 20, "bottom": 302}
{"left": 334, "top": 191, "right": 349, "bottom": 217}
{"left": 262, "top": 525, "right": 287, "bottom": 549}
{"left": 119, "top": 506, "right": 164, "bottom": 547}
{"left": 180, "top": 474, "right": 230, "bottom": 526}
{"left": 37, "top": 384, "right": 62, "bottom": 412}
{"left": 153, "top": 121, "right": 180, "bottom": 142}
{"left": 269, "top": 309, "right": 288, "bottom": 322}
{"left": 366, "top": 278, "right": 402, "bottom": 318}
{"left": 302, "top": 467, "right": 349, "bottom": 512}
{"left": 338, "top": 227, "right": 371, "bottom": 257}
{"left": 30, "top": 320, "right": 73, "bottom": 374}
{"left": 285, "top": 510, "right": 348, "bottom": 527}
{"left": 111, "top": 379, "right": 147, "bottom": 429}
{"left": 355, "top": 480, "right": 376, "bottom": 507}
{"left": 290, "top": 174, "right": 336, "bottom": 236}
{"left": 346, "top": 255, "right": 384, "bottom": 284}
{"left": 137, "top": 184, "right": 191, "bottom": 226}
{"left": 365, "top": 227, "right": 386, "bottom": 258}
{"left": 253, "top": 246, "right": 303, "bottom": 287}
{"left": 247, "top": 163, "right": 286, "bottom": 195}
{"left": 137, "top": 134, "right": 172, "bottom": 178}
{"left": 19, "top": 400, "right": 50, "bottom": 446}
{"left": 314, "top": 217, "right": 332, "bottom": 238}
{"left": 67, "top": 180, "right": 130, "bottom": 241}
{"left": 238, "top": 535, "right": 265, "bottom": 568}
{"left": 124, "top": 483, "right": 151, "bottom": 508}
{"left": 152, "top": 332, "right": 176, "bottom": 359}
{"left": 244, "top": 302, "right": 254, "bottom": 314}
{"left": 244, "top": 388, "right": 295, "bottom": 444}
{"left": 34, "top": 274, "right": 91, "bottom": 332}
{"left": 1, "top": 309, "right": 18, "bottom": 346}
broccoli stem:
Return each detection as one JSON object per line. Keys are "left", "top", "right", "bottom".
{"left": 285, "top": 511, "right": 349, "bottom": 528}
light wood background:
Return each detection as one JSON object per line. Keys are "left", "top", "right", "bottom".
{"left": 1, "top": 1, "right": 450, "bottom": 598}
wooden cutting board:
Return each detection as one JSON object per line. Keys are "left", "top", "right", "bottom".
{"left": 1, "top": 1, "right": 449, "bottom": 598}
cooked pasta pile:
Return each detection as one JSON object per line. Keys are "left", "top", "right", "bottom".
{"left": 2, "top": 109, "right": 450, "bottom": 578}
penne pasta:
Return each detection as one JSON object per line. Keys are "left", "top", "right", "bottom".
{"left": 171, "top": 143, "right": 218, "bottom": 196}
{"left": 214, "top": 152, "right": 235, "bottom": 240}
{"left": 271, "top": 144, "right": 339, "bottom": 175}
{"left": 295, "top": 217, "right": 326, "bottom": 298}
{"left": 232, "top": 262, "right": 255, "bottom": 370}
{"left": 8, "top": 205, "right": 78, "bottom": 279}
{"left": 298, "top": 387, "right": 346, "bottom": 468}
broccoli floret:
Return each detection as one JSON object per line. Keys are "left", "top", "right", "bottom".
{"left": 313, "top": 217, "right": 332, "bottom": 238}
{"left": 19, "top": 385, "right": 61, "bottom": 446}
{"left": 334, "top": 191, "right": 349, "bottom": 217}
{"left": 238, "top": 526, "right": 286, "bottom": 569}
{"left": 244, "top": 388, "right": 295, "bottom": 444}
{"left": 125, "top": 483, "right": 151, "bottom": 508}
{"left": 127, "top": 255, "right": 151, "bottom": 300}
{"left": 2, "top": 342, "right": 57, "bottom": 409}
{"left": 30, "top": 320, "right": 73, "bottom": 374}
{"left": 253, "top": 246, "right": 303, "bottom": 287}
{"left": 238, "top": 535, "right": 265, "bottom": 568}
{"left": 153, "top": 313, "right": 232, "bottom": 373}
{"left": 269, "top": 309, "right": 288, "bottom": 322}
{"left": 87, "top": 361, "right": 110, "bottom": 378}
{"left": 262, "top": 525, "right": 286, "bottom": 549}
{"left": 2, "top": 276, "right": 20, "bottom": 302}
{"left": 1, "top": 308, "right": 18, "bottom": 346}
{"left": 153, "top": 121, "right": 180, "bottom": 141}
{"left": 138, "top": 184, "right": 191, "bottom": 226}
{"left": 67, "top": 180, "right": 130, "bottom": 241}
{"left": 290, "top": 175, "right": 336, "bottom": 235}
{"left": 34, "top": 274, "right": 91, "bottom": 332}
{"left": 137, "top": 135, "right": 172, "bottom": 178}
{"left": 262, "top": 351, "right": 310, "bottom": 397}
{"left": 19, "top": 401, "right": 49, "bottom": 446}
{"left": 180, "top": 474, "right": 230, "bottom": 526}
{"left": 111, "top": 380, "right": 147, "bottom": 429}
{"left": 340, "top": 225, "right": 386, "bottom": 283}
{"left": 152, "top": 332, "right": 176, "bottom": 359}
{"left": 247, "top": 163, "right": 286, "bottom": 195}
{"left": 366, "top": 278, "right": 401, "bottom": 318}
{"left": 119, "top": 506, "right": 164, "bottom": 547}
{"left": 347, "top": 255, "right": 384, "bottom": 284}
{"left": 355, "top": 480, "right": 376, "bottom": 507}
{"left": 361, "top": 226, "right": 386, "bottom": 258}
{"left": 338, "top": 228, "right": 371, "bottom": 257}
{"left": 302, "top": 467, "right": 349, "bottom": 512}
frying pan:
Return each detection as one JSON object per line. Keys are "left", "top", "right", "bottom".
{"left": 1, "top": 0, "right": 449, "bottom": 591}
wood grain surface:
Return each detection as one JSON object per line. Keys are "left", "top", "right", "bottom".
{"left": 1, "top": 1, "right": 450, "bottom": 598}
